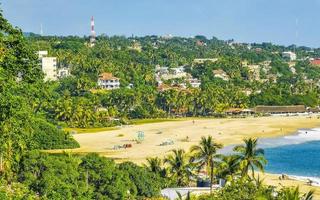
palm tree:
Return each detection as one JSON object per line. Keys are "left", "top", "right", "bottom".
{"left": 164, "top": 149, "right": 194, "bottom": 186}
{"left": 145, "top": 157, "right": 163, "bottom": 174}
{"left": 190, "top": 136, "right": 223, "bottom": 192}
{"left": 233, "top": 138, "right": 267, "bottom": 179}
{"left": 216, "top": 155, "right": 240, "bottom": 181}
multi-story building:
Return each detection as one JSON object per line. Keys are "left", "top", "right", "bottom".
{"left": 41, "top": 57, "right": 57, "bottom": 81}
{"left": 282, "top": 51, "right": 297, "bottom": 61}
{"left": 98, "top": 73, "right": 120, "bottom": 90}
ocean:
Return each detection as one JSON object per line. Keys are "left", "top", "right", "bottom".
{"left": 261, "top": 128, "right": 320, "bottom": 186}
{"left": 220, "top": 128, "right": 320, "bottom": 186}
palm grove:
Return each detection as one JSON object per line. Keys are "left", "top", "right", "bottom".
{"left": 0, "top": 10, "right": 317, "bottom": 199}
{"left": 24, "top": 19, "right": 320, "bottom": 128}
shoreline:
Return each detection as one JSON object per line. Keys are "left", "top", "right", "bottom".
{"left": 260, "top": 172, "right": 320, "bottom": 198}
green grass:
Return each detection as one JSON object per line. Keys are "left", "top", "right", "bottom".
{"left": 64, "top": 127, "right": 119, "bottom": 134}
{"left": 130, "top": 118, "right": 183, "bottom": 125}
{"left": 64, "top": 117, "right": 215, "bottom": 134}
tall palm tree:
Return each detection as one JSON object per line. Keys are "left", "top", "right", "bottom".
{"left": 190, "top": 136, "right": 223, "bottom": 192}
{"left": 233, "top": 138, "right": 267, "bottom": 179}
{"left": 164, "top": 149, "right": 194, "bottom": 186}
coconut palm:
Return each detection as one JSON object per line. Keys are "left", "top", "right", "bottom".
{"left": 216, "top": 155, "right": 240, "bottom": 181}
{"left": 145, "top": 157, "right": 163, "bottom": 174}
{"left": 190, "top": 136, "right": 223, "bottom": 192}
{"left": 233, "top": 138, "right": 267, "bottom": 179}
{"left": 164, "top": 149, "right": 194, "bottom": 186}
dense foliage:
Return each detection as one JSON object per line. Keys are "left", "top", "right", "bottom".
{"left": 20, "top": 22, "right": 320, "bottom": 128}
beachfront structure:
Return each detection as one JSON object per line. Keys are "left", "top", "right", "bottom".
{"left": 225, "top": 108, "right": 254, "bottom": 116}
{"left": 254, "top": 105, "right": 306, "bottom": 114}
{"left": 282, "top": 51, "right": 296, "bottom": 61}
{"left": 41, "top": 57, "right": 57, "bottom": 81}
{"left": 97, "top": 72, "right": 120, "bottom": 90}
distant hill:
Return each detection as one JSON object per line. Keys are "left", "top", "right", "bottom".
{"left": 23, "top": 32, "right": 41, "bottom": 37}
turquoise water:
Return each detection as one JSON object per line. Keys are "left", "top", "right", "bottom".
{"left": 259, "top": 128, "right": 320, "bottom": 185}
{"left": 220, "top": 128, "right": 320, "bottom": 185}
{"left": 264, "top": 140, "right": 320, "bottom": 177}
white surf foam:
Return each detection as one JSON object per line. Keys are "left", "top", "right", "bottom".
{"left": 289, "top": 175, "right": 320, "bottom": 187}
{"left": 258, "top": 128, "right": 320, "bottom": 148}
{"left": 283, "top": 128, "right": 320, "bottom": 143}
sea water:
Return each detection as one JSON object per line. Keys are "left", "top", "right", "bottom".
{"left": 260, "top": 128, "right": 320, "bottom": 186}
{"left": 220, "top": 128, "right": 320, "bottom": 186}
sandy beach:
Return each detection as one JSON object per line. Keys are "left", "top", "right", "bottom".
{"left": 259, "top": 172, "right": 320, "bottom": 199}
{"left": 72, "top": 116, "right": 320, "bottom": 162}
{"left": 65, "top": 115, "right": 320, "bottom": 198}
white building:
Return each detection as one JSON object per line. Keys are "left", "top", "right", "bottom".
{"left": 57, "top": 68, "right": 70, "bottom": 79}
{"left": 188, "top": 78, "right": 201, "bottom": 88}
{"left": 37, "top": 50, "right": 48, "bottom": 59}
{"left": 98, "top": 73, "right": 120, "bottom": 90}
{"left": 213, "top": 69, "right": 229, "bottom": 81}
{"left": 41, "top": 57, "right": 57, "bottom": 81}
{"left": 282, "top": 51, "right": 296, "bottom": 61}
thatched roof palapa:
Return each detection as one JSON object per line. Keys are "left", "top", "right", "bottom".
{"left": 254, "top": 105, "right": 306, "bottom": 113}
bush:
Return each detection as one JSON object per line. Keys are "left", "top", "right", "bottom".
{"left": 118, "top": 162, "right": 167, "bottom": 198}
{"left": 31, "top": 118, "right": 79, "bottom": 149}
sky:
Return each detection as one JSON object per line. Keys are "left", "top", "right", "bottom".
{"left": 2, "top": 0, "right": 320, "bottom": 47}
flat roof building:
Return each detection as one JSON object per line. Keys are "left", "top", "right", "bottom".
{"left": 41, "top": 57, "right": 57, "bottom": 81}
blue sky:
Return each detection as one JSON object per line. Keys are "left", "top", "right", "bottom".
{"left": 2, "top": 0, "right": 320, "bottom": 47}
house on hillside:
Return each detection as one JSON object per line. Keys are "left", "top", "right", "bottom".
{"left": 310, "top": 59, "right": 320, "bottom": 67}
{"left": 193, "top": 58, "right": 218, "bottom": 64}
{"left": 254, "top": 105, "right": 306, "bottom": 114}
{"left": 188, "top": 78, "right": 201, "bottom": 88}
{"left": 97, "top": 72, "right": 120, "bottom": 90}
{"left": 247, "top": 65, "right": 260, "bottom": 81}
{"left": 282, "top": 51, "right": 296, "bottom": 61}
{"left": 213, "top": 69, "right": 229, "bottom": 81}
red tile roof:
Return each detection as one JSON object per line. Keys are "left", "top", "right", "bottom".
{"left": 98, "top": 73, "right": 119, "bottom": 80}
{"left": 311, "top": 59, "right": 320, "bottom": 66}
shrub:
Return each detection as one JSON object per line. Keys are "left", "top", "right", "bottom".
{"left": 31, "top": 118, "right": 79, "bottom": 149}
